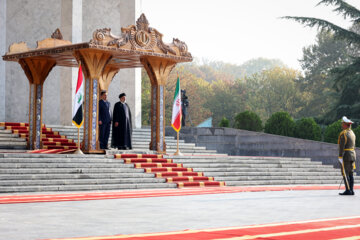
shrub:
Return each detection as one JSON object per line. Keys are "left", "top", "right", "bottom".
{"left": 234, "top": 111, "right": 263, "bottom": 132}
{"left": 264, "top": 112, "right": 295, "bottom": 137}
{"left": 294, "top": 117, "right": 321, "bottom": 141}
{"left": 324, "top": 120, "right": 342, "bottom": 144}
{"left": 219, "top": 117, "right": 230, "bottom": 127}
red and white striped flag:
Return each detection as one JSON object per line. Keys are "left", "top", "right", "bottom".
{"left": 171, "top": 76, "right": 182, "bottom": 132}
{"left": 72, "top": 64, "right": 84, "bottom": 128}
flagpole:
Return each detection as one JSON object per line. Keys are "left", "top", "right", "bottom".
{"left": 174, "top": 131, "right": 182, "bottom": 156}
{"left": 74, "top": 127, "right": 83, "bottom": 154}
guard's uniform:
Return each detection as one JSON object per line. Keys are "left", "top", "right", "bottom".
{"left": 338, "top": 129, "right": 356, "bottom": 174}
{"left": 338, "top": 117, "right": 356, "bottom": 195}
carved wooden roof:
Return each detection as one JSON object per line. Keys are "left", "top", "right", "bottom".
{"left": 2, "top": 14, "right": 192, "bottom": 68}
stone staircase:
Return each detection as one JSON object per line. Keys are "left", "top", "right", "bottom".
{"left": 0, "top": 126, "right": 27, "bottom": 150}
{"left": 0, "top": 124, "right": 357, "bottom": 193}
{"left": 0, "top": 153, "right": 175, "bottom": 193}
{"left": 47, "top": 125, "right": 218, "bottom": 154}
{"left": 169, "top": 155, "right": 359, "bottom": 186}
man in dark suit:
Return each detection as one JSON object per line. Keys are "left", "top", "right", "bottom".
{"left": 98, "top": 90, "right": 111, "bottom": 149}
{"left": 112, "top": 93, "right": 132, "bottom": 150}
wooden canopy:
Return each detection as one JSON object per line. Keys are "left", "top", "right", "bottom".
{"left": 2, "top": 14, "right": 192, "bottom": 153}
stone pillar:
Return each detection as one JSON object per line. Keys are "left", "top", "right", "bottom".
{"left": 18, "top": 59, "right": 56, "bottom": 149}
{"left": 119, "top": 0, "right": 142, "bottom": 129}
{"left": 0, "top": 0, "right": 6, "bottom": 122}
{"left": 75, "top": 50, "right": 112, "bottom": 153}
{"left": 60, "top": 0, "right": 82, "bottom": 125}
{"left": 141, "top": 57, "right": 176, "bottom": 154}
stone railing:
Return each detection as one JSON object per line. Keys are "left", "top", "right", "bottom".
{"left": 165, "top": 126, "right": 360, "bottom": 174}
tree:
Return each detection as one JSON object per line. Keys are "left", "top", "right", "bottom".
{"left": 204, "top": 78, "right": 247, "bottom": 126}
{"left": 297, "top": 30, "right": 350, "bottom": 119}
{"left": 245, "top": 67, "right": 306, "bottom": 120}
{"left": 284, "top": 0, "right": 360, "bottom": 123}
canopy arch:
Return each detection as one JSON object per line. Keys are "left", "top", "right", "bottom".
{"left": 2, "top": 14, "right": 192, "bottom": 153}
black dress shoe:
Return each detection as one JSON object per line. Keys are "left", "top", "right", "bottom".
{"left": 339, "top": 190, "right": 353, "bottom": 195}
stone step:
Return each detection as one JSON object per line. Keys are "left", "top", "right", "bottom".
{"left": 0, "top": 142, "right": 27, "bottom": 149}
{"left": 0, "top": 137, "right": 26, "bottom": 142}
{"left": 194, "top": 167, "right": 339, "bottom": 172}
{"left": 182, "top": 163, "right": 334, "bottom": 168}
{"left": 0, "top": 172, "right": 156, "bottom": 180}
{"left": 0, "top": 177, "right": 167, "bottom": 186}
{"left": 0, "top": 158, "right": 125, "bottom": 163}
{"left": 0, "top": 133, "right": 20, "bottom": 138}
{"left": 205, "top": 171, "right": 341, "bottom": 177}
{"left": 0, "top": 153, "right": 113, "bottom": 158}
{"left": 172, "top": 159, "right": 325, "bottom": 165}
{"left": 0, "top": 167, "right": 145, "bottom": 174}
{"left": 228, "top": 156, "right": 313, "bottom": 161}
{"left": 214, "top": 175, "right": 351, "bottom": 181}
{"left": 0, "top": 163, "right": 134, "bottom": 168}
{"left": 0, "top": 182, "right": 177, "bottom": 193}
{"left": 224, "top": 180, "right": 352, "bottom": 186}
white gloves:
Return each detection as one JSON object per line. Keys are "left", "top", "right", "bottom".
{"left": 338, "top": 157, "right": 343, "bottom": 164}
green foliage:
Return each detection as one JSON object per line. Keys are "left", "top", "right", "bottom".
{"left": 324, "top": 120, "right": 342, "bottom": 143}
{"left": 294, "top": 117, "right": 322, "bottom": 141}
{"left": 141, "top": 69, "right": 151, "bottom": 125}
{"left": 353, "top": 125, "right": 360, "bottom": 147}
{"left": 218, "top": 117, "right": 230, "bottom": 127}
{"left": 264, "top": 112, "right": 296, "bottom": 137}
{"left": 285, "top": 0, "right": 360, "bottom": 123}
{"left": 234, "top": 111, "right": 263, "bottom": 132}
{"left": 297, "top": 30, "right": 348, "bottom": 119}
{"left": 244, "top": 67, "right": 305, "bottom": 120}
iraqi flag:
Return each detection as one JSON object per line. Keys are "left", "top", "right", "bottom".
{"left": 72, "top": 64, "right": 84, "bottom": 128}
{"left": 171, "top": 76, "right": 182, "bottom": 132}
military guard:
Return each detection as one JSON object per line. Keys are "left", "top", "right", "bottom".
{"left": 338, "top": 116, "right": 356, "bottom": 195}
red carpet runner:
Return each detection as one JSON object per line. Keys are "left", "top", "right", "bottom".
{"left": 0, "top": 122, "right": 77, "bottom": 153}
{"left": 114, "top": 154, "right": 225, "bottom": 188}
{"left": 0, "top": 185, "right": 358, "bottom": 204}
{"left": 43, "top": 216, "right": 360, "bottom": 240}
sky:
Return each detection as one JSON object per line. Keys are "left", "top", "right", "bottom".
{"left": 140, "top": 0, "right": 360, "bottom": 70}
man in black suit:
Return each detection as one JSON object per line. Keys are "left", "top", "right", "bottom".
{"left": 112, "top": 93, "right": 132, "bottom": 150}
{"left": 98, "top": 90, "right": 111, "bottom": 149}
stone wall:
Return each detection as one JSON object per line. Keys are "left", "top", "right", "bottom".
{"left": 2, "top": 0, "right": 141, "bottom": 128}
{"left": 166, "top": 126, "right": 360, "bottom": 174}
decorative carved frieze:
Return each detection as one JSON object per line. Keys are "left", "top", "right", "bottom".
{"left": 51, "top": 28, "right": 63, "bottom": 40}
{"left": 173, "top": 38, "right": 191, "bottom": 57}
{"left": 7, "top": 42, "right": 29, "bottom": 54}
{"left": 90, "top": 14, "right": 191, "bottom": 58}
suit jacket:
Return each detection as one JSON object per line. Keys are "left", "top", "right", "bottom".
{"left": 99, "top": 99, "right": 111, "bottom": 125}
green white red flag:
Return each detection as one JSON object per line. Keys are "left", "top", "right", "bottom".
{"left": 72, "top": 64, "right": 84, "bottom": 128}
{"left": 171, "top": 76, "right": 182, "bottom": 132}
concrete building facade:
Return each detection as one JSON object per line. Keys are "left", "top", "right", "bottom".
{"left": 0, "top": 0, "right": 142, "bottom": 128}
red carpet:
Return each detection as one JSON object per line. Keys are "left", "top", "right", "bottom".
{"left": 42, "top": 216, "right": 360, "bottom": 240}
{"left": 0, "top": 185, "right": 358, "bottom": 204}
{"left": 114, "top": 154, "right": 225, "bottom": 188}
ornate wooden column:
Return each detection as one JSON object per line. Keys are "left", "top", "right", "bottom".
{"left": 75, "top": 50, "right": 112, "bottom": 153}
{"left": 99, "top": 65, "right": 120, "bottom": 92}
{"left": 18, "top": 58, "right": 56, "bottom": 149}
{"left": 141, "top": 57, "right": 176, "bottom": 154}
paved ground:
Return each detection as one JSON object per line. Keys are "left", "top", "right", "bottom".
{"left": 1, "top": 188, "right": 360, "bottom": 240}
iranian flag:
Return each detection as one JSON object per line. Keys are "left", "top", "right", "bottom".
{"left": 171, "top": 76, "right": 182, "bottom": 132}
{"left": 72, "top": 64, "right": 84, "bottom": 128}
